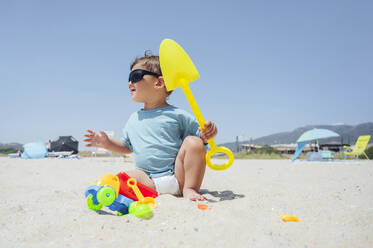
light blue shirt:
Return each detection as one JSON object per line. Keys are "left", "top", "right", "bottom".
{"left": 121, "top": 105, "right": 202, "bottom": 178}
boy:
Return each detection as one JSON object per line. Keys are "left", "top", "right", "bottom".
{"left": 84, "top": 53, "right": 217, "bottom": 201}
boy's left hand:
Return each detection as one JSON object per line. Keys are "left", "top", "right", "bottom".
{"left": 199, "top": 120, "right": 218, "bottom": 143}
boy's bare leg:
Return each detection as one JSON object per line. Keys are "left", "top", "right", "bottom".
{"left": 174, "top": 136, "right": 206, "bottom": 201}
{"left": 127, "top": 169, "right": 155, "bottom": 190}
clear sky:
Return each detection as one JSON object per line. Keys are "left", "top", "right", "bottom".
{"left": 1, "top": 0, "right": 372, "bottom": 149}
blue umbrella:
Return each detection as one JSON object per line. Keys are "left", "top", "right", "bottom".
{"left": 297, "top": 129, "right": 339, "bottom": 142}
{"left": 291, "top": 129, "right": 339, "bottom": 161}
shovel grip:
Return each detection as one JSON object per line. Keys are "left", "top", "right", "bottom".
{"left": 206, "top": 146, "right": 234, "bottom": 171}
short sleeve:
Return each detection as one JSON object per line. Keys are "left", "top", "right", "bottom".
{"left": 179, "top": 110, "right": 209, "bottom": 150}
{"left": 180, "top": 111, "right": 200, "bottom": 140}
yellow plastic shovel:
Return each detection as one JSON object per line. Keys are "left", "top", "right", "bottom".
{"left": 127, "top": 178, "right": 157, "bottom": 210}
{"left": 159, "top": 39, "right": 234, "bottom": 171}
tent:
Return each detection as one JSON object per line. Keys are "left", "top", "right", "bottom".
{"left": 49, "top": 136, "right": 79, "bottom": 154}
{"left": 291, "top": 129, "right": 339, "bottom": 161}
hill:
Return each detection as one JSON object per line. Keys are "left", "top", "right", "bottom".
{"left": 0, "top": 142, "right": 23, "bottom": 151}
{"left": 220, "top": 122, "right": 373, "bottom": 151}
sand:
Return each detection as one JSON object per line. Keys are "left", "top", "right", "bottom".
{"left": 0, "top": 157, "right": 372, "bottom": 247}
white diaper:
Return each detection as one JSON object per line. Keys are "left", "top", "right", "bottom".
{"left": 152, "top": 174, "right": 181, "bottom": 196}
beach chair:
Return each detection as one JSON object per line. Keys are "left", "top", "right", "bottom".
{"left": 343, "top": 135, "right": 371, "bottom": 160}
{"left": 91, "top": 131, "right": 115, "bottom": 157}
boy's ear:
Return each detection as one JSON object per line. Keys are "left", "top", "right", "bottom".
{"left": 155, "top": 76, "right": 165, "bottom": 89}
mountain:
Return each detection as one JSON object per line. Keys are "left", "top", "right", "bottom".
{"left": 220, "top": 122, "right": 373, "bottom": 151}
{"left": 0, "top": 142, "right": 23, "bottom": 151}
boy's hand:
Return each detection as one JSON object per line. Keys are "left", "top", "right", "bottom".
{"left": 198, "top": 120, "right": 218, "bottom": 143}
{"left": 83, "top": 130, "right": 110, "bottom": 148}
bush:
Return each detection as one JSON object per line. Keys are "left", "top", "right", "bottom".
{"left": 233, "top": 152, "right": 285, "bottom": 159}
{"left": 249, "top": 145, "right": 281, "bottom": 155}
{"left": 0, "top": 148, "right": 18, "bottom": 154}
{"left": 365, "top": 146, "right": 373, "bottom": 159}
{"left": 226, "top": 145, "right": 285, "bottom": 159}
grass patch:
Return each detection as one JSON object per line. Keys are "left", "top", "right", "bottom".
{"left": 214, "top": 146, "right": 287, "bottom": 160}
{"left": 233, "top": 152, "right": 286, "bottom": 159}
{"left": 78, "top": 151, "right": 130, "bottom": 158}
{"left": 0, "top": 148, "right": 18, "bottom": 155}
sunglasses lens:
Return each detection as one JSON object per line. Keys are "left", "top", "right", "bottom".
{"left": 129, "top": 69, "right": 160, "bottom": 83}
{"left": 129, "top": 71, "right": 144, "bottom": 83}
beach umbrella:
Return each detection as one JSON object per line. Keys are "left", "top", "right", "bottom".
{"left": 297, "top": 129, "right": 340, "bottom": 142}
{"left": 291, "top": 129, "right": 339, "bottom": 161}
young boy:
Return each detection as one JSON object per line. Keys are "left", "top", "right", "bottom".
{"left": 84, "top": 53, "right": 217, "bottom": 201}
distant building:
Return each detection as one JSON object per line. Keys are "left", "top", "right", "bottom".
{"left": 241, "top": 143, "right": 334, "bottom": 154}
{"left": 319, "top": 143, "right": 349, "bottom": 152}
{"left": 241, "top": 143, "right": 318, "bottom": 154}
{"left": 241, "top": 144, "right": 264, "bottom": 152}
{"left": 271, "top": 144, "right": 298, "bottom": 154}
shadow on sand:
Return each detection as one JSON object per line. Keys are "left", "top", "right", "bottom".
{"left": 95, "top": 210, "right": 116, "bottom": 216}
{"left": 199, "top": 189, "right": 245, "bottom": 203}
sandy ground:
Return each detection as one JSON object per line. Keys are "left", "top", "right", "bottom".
{"left": 0, "top": 157, "right": 372, "bottom": 248}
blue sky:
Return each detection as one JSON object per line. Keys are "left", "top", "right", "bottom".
{"left": 1, "top": 0, "right": 372, "bottom": 148}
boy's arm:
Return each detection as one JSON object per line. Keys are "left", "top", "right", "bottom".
{"left": 84, "top": 130, "right": 132, "bottom": 154}
{"left": 105, "top": 139, "right": 132, "bottom": 154}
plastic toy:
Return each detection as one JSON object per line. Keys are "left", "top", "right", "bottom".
{"left": 85, "top": 174, "right": 134, "bottom": 215}
{"left": 159, "top": 39, "right": 234, "bottom": 171}
{"left": 132, "top": 204, "right": 153, "bottom": 219}
{"left": 127, "top": 178, "right": 157, "bottom": 210}
{"left": 84, "top": 172, "right": 158, "bottom": 216}
{"left": 117, "top": 172, "right": 158, "bottom": 201}
{"left": 197, "top": 203, "right": 211, "bottom": 210}
{"left": 128, "top": 201, "right": 137, "bottom": 214}
{"left": 280, "top": 214, "right": 301, "bottom": 222}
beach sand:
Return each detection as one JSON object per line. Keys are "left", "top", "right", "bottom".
{"left": 0, "top": 157, "right": 372, "bottom": 247}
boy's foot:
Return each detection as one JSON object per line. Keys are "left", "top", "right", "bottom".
{"left": 183, "top": 188, "right": 205, "bottom": 201}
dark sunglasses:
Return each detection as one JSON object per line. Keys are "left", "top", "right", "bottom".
{"left": 128, "top": 69, "right": 161, "bottom": 83}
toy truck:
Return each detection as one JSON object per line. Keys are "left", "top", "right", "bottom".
{"left": 84, "top": 172, "right": 158, "bottom": 216}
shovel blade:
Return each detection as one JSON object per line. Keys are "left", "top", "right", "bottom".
{"left": 159, "top": 39, "right": 200, "bottom": 91}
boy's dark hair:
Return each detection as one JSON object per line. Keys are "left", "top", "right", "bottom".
{"left": 130, "top": 50, "right": 172, "bottom": 96}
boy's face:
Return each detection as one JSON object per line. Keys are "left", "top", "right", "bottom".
{"left": 128, "top": 64, "right": 161, "bottom": 103}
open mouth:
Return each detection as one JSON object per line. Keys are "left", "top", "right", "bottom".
{"left": 129, "top": 87, "right": 136, "bottom": 95}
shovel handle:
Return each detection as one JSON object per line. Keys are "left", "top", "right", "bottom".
{"left": 127, "top": 178, "right": 144, "bottom": 201}
{"left": 180, "top": 83, "right": 234, "bottom": 170}
{"left": 180, "top": 81, "right": 206, "bottom": 128}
